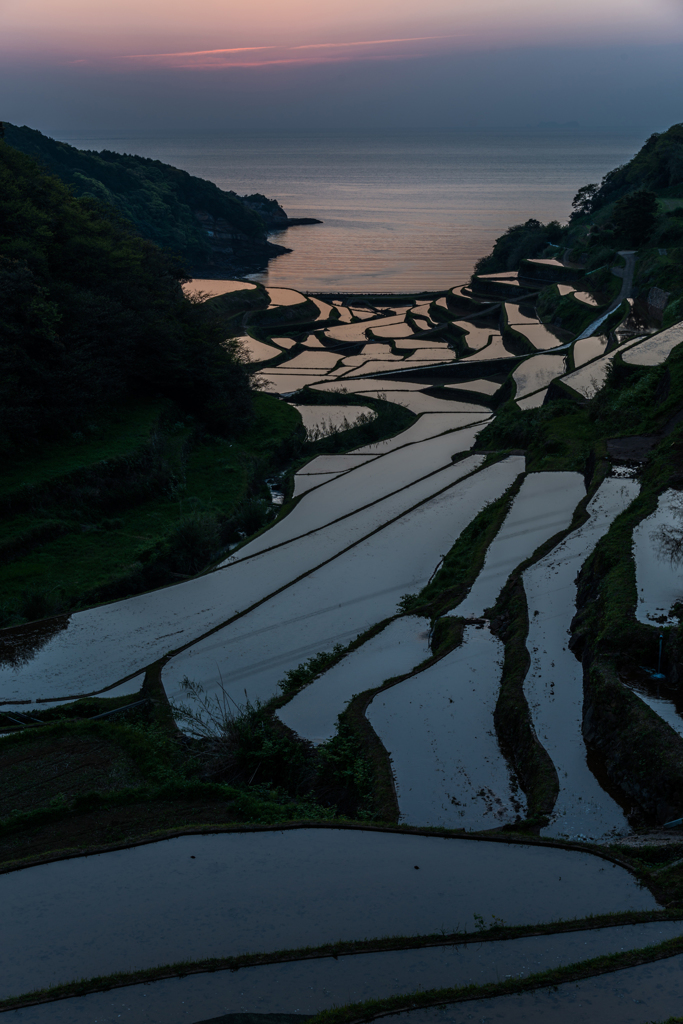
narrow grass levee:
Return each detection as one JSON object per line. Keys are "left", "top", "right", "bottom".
{"left": 328, "top": 695, "right": 400, "bottom": 824}
{"left": 401, "top": 474, "right": 524, "bottom": 620}
{"left": 489, "top": 576, "right": 559, "bottom": 827}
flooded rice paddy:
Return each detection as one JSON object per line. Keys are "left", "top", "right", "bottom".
{"left": 5, "top": 272, "right": 683, "bottom": 1017}
{"left": 291, "top": 403, "right": 376, "bottom": 438}
{"left": 625, "top": 679, "right": 683, "bottom": 739}
{"left": 226, "top": 426, "right": 490, "bottom": 558}
{"left": 181, "top": 279, "right": 257, "bottom": 298}
{"left": 278, "top": 615, "right": 432, "bottom": 743}
{"left": 351, "top": 412, "right": 491, "bottom": 454}
{"left": 9, "top": 922, "right": 683, "bottom": 1023}
{"left": 572, "top": 334, "right": 609, "bottom": 368}
{"left": 523, "top": 479, "right": 640, "bottom": 840}
{"left": 163, "top": 457, "right": 522, "bottom": 706}
{"left": 622, "top": 322, "right": 683, "bottom": 365}
{"left": 561, "top": 352, "right": 613, "bottom": 399}
{"left": 462, "top": 335, "right": 512, "bottom": 361}
{"left": 0, "top": 829, "right": 656, "bottom": 999}
{"left": 369, "top": 472, "right": 584, "bottom": 830}
{"left": 454, "top": 472, "right": 585, "bottom": 619}
{"left": 513, "top": 323, "right": 563, "bottom": 350}
{"left": 513, "top": 354, "right": 567, "bottom": 399}
{"left": 517, "top": 388, "right": 548, "bottom": 409}
{"left": 240, "top": 336, "right": 282, "bottom": 362}
{"left": 369, "top": 624, "right": 521, "bottom": 829}
{"left": 389, "top": 953, "right": 683, "bottom": 1024}
{"left": 633, "top": 489, "right": 683, "bottom": 625}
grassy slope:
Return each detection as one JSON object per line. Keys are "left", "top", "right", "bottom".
{"left": 0, "top": 393, "right": 302, "bottom": 626}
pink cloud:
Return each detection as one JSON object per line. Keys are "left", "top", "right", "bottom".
{"left": 117, "top": 33, "right": 459, "bottom": 69}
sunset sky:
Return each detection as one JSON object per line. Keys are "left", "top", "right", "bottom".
{"left": 2, "top": 0, "right": 683, "bottom": 130}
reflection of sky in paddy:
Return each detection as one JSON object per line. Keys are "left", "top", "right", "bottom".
{"left": 0, "top": 828, "right": 656, "bottom": 999}
{"left": 26, "top": 921, "right": 683, "bottom": 1021}
{"left": 524, "top": 478, "right": 640, "bottom": 841}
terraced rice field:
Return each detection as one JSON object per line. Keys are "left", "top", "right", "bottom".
{"left": 4, "top": 274, "right": 683, "bottom": 1024}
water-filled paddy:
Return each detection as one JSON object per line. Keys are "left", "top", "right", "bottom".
{"left": 335, "top": 391, "right": 483, "bottom": 415}
{"left": 370, "top": 471, "right": 584, "bottom": 830}
{"left": 343, "top": 360, "right": 432, "bottom": 378}
{"left": 163, "top": 458, "right": 518, "bottom": 705}
{"left": 573, "top": 290, "right": 600, "bottom": 306}
{"left": 229, "top": 427, "right": 490, "bottom": 559}
{"left": 513, "top": 323, "right": 563, "bottom": 350}
{"left": 291, "top": 403, "right": 375, "bottom": 438}
{"left": 462, "top": 335, "right": 512, "bottom": 361}
{"left": 388, "top": 952, "right": 683, "bottom": 1024}
{"left": 445, "top": 379, "right": 501, "bottom": 395}
{"left": 405, "top": 349, "right": 457, "bottom": 361}
{"left": 370, "top": 324, "right": 417, "bottom": 338}
{"left": 453, "top": 323, "right": 494, "bottom": 351}
{"left": 0, "top": 828, "right": 656, "bottom": 999}
{"left": 572, "top": 334, "right": 609, "bottom": 368}
{"left": 626, "top": 680, "right": 683, "bottom": 739}
{"left": 454, "top": 471, "right": 585, "bottom": 619}
{"left": 622, "top": 323, "right": 683, "bottom": 365}
{"left": 0, "top": 442, "right": 486, "bottom": 702}
{"left": 369, "top": 624, "right": 521, "bottom": 829}
{"left": 560, "top": 353, "right": 612, "bottom": 398}
{"left": 523, "top": 478, "right": 640, "bottom": 840}
{"left": 513, "top": 354, "right": 567, "bottom": 398}
{"left": 517, "top": 388, "right": 547, "bottom": 409}
{"left": 10, "top": 922, "right": 683, "bottom": 1023}
{"left": 292, "top": 471, "right": 341, "bottom": 495}
{"left": 633, "top": 489, "right": 683, "bottom": 625}
{"left": 276, "top": 350, "right": 341, "bottom": 369}
{"left": 505, "top": 302, "right": 539, "bottom": 325}
{"left": 314, "top": 379, "right": 426, "bottom": 392}
{"left": 240, "top": 337, "right": 282, "bottom": 362}
{"left": 296, "top": 453, "right": 377, "bottom": 474}
{"left": 260, "top": 372, "right": 332, "bottom": 393}
{"left": 352, "top": 413, "right": 489, "bottom": 455}
{"left": 326, "top": 322, "right": 373, "bottom": 342}
{"left": 266, "top": 287, "right": 307, "bottom": 305}
{"left": 278, "top": 615, "right": 431, "bottom": 743}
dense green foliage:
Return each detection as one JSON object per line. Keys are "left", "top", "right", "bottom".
{"left": 473, "top": 124, "right": 683, "bottom": 317}
{"left": 4, "top": 123, "right": 282, "bottom": 271}
{"left": 0, "top": 394, "right": 303, "bottom": 627}
{"left": 609, "top": 189, "right": 659, "bottom": 247}
{"left": 577, "top": 125, "right": 683, "bottom": 215}
{"left": 473, "top": 218, "right": 564, "bottom": 275}
{"left": 0, "top": 140, "right": 254, "bottom": 454}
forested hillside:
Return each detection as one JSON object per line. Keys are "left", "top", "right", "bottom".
{"left": 3, "top": 123, "right": 289, "bottom": 276}
{"left": 474, "top": 123, "right": 683, "bottom": 326}
{"left": 0, "top": 140, "right": 254, "bottom": 454}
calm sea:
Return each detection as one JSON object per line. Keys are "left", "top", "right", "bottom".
{"left": 56, "top": 128, "right": 647, "bottom": 292}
